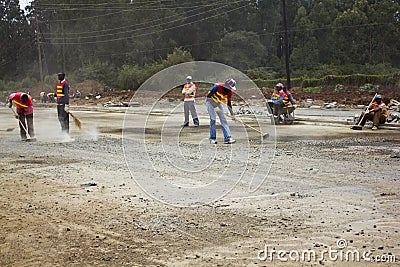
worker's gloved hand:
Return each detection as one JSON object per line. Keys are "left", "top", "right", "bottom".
{"left": 365, "top": 109, "right": 370, "bottom": 114}
{"left": 7, "top": 102, "right": 12, "bottom": 108}
{"left": 64, "top": 105, "right": 69, "bottom": 113}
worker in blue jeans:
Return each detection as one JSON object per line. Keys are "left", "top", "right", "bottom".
{"left": 206, "top": 78, "right": 237, "bottom": 144}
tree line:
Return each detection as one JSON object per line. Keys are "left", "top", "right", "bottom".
{"left": 1, "top": 0, "right": 399, "bottom": 91}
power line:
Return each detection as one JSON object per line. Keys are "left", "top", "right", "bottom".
{"left": 43, "top": 1, "right": 244, "bottom": 40}
{"left": 38, "top": 1, "right": 157, "bottom": 23}
{"left": 40, "top": 3, "right": 248, "bottom": 45}
{"left": 37, "top": 0, "right": 184, "bottom": 7}
{"left": 40, "top": 1, "right": 225, "bottom": 36}
{"left": 100, "top": 21, "right": 396, "bottom": 57}
{"left": 38, "top": 0, "right": 234, "bottom": 22}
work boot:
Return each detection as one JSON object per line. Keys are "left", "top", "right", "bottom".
{"left": 181, "top": 122, "right": 189, "bottom": 127}
{"left": 193, "top": 118, "right": 199, "bottom": 127}
{"left": 209, "top": 139, "right": 217, "bottom": 144}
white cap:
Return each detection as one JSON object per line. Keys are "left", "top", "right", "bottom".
{"left": 186, "top": 76, "right": 192, "bottom": 80}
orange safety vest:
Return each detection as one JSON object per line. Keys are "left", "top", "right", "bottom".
{"left": 281, "top": 91, "right": 292, "bottom": 106}
{"left": 9, "top": 92, "right": 33, "bottom": 115}
{"left": 371, "top": 101, "right": 389, "bottom": 117}
{"left": 56, "top": 80, "right": 69, "bottom": 98}
{"left": 209, "top": 83, "right": 233, "bottom": 104}
{"left": 183, "top": 83, "right": 197, "bottom": 99}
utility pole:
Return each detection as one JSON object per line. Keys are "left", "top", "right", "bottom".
{"left": 34, "top": 0, "right": 44, "bottom": 92}
{"left": 281, "top": 0, "right": 291, "bottom": 89}
{"left": 61, "top": 21, "right": 66, "bottom": 71}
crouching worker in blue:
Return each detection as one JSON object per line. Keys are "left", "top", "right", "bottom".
{"left": 206, "top": 78, "right": 237, "bottom": 144}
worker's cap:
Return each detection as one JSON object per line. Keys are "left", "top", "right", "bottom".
{"left": 57, "top": 72, "right": 65, "bottom": 76}
{"left": 275, "top": 83, "right": 284, "bottom": 88}
{"left": 375, "top": 94, "right": 382, "bottom": 99}
{"left": 225, "top": 78, "right": 237, "bottom": 91}
{"left": 186, "top": 75, "right": 192, "bottom": 80}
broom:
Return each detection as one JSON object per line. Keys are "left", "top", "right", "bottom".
{"left": 69, "top": 112, "right": 82, "bottom": 130}
{"left": 9, "top": 107, "right": 36, "bottom": 142}
{"left": 351, "top": 93, "right": 377, "bottom": 130}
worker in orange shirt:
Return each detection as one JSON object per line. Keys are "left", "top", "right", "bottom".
{"left": 8, "top": 92, "right": 35, "bottom": 141}
{"left": 356, "top": 94, "right": 389, "bottom": 130}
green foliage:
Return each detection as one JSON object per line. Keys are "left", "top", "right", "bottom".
{"left": 117, "top": 48, "right": 193, "bottom": 90}
{"left": 359, "top": 83, "right": 376, "bottom": 92}
{"left": 75, "top": 61, "right": 118, "bottom": 87}
{"left": 43, "top": 75, "right": 56, "bottom": 91}
{"left": 117, "top": 65, "right": 144, "bottom": 90}
{"left": 0, "top": 0, "right": 35, "bottom": 79}
{"left": 2, "top": 0, "right": 400, "bottom": 91}
{"left": 162, "top": 48, "right": 193, "bottom": 68}
{"left": 334, "top": 84, "right": 345, "bottom": 92}
{"left": 5, "top": 80, "right": 23, "bottom": 91}
{"left": 303, "top": 87, "right": 322, "bottom": 93}
{"left": 21, "top": 76, "right": 38, "bottom": 88}
{"left": 213, "top": 31, "right": 266, "bottom": 70}
{"left": 246, "top": 67, "right": 280, "bottom": 80}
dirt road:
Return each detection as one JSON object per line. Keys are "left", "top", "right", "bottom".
{"left": 0, "top": 106, "right": 399, "bottom": 266}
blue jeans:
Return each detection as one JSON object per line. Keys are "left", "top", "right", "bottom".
{"left": 206, "top": 98, "right": 231, "bottom": 142}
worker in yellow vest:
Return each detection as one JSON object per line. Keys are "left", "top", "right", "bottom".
{"left": 55, "top": 72, "right": 70, "bottom": 133}
{"left": 206, "top": 78, "right": 237, "bottom": 144}
{"left": 181, "top": 76, "right": 199, "bottom": 127}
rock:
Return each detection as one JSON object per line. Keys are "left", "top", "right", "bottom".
{"left": 390, "top": 151, "right": 400, "bottom": 158}
{"left": 127, "top": 102, "right": 140, "bottom": 107}
{"left": 310, "top": 105, "right": 322, "bottom": 109}
{"left": 81, "top": 182, "right": 97, "bottom": 187}
{"left": 102, "top": 256, "right": 111, "bottom": 261}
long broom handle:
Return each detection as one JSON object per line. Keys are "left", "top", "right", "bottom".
{"left": 355, "top": 93, "right": 378, "bottom": 126}
{"left": 9, "top": 107, "right": 31, "bottom": 138}
{"left": 223, "top": 111, "right": 265, "bottom": 135}
{"left": 235, "top": 117, "right": 264, "bottom": 135}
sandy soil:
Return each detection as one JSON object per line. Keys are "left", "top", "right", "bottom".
{"left": 0, "top": 104, "right": 399, "bottom": 267}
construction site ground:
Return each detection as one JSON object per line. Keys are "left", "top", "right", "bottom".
{"left": 0, "top": 101, "right": 399, "bottom": 267}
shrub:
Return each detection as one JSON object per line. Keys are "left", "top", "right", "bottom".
{"left": 117, "top": 65, "right": 144, "bottom": 90}
{"left": 303, "top": 87, "right": 322, "bottom": 93}
{"left": 75, "top": 61, "right": 118, "bottom": 87}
